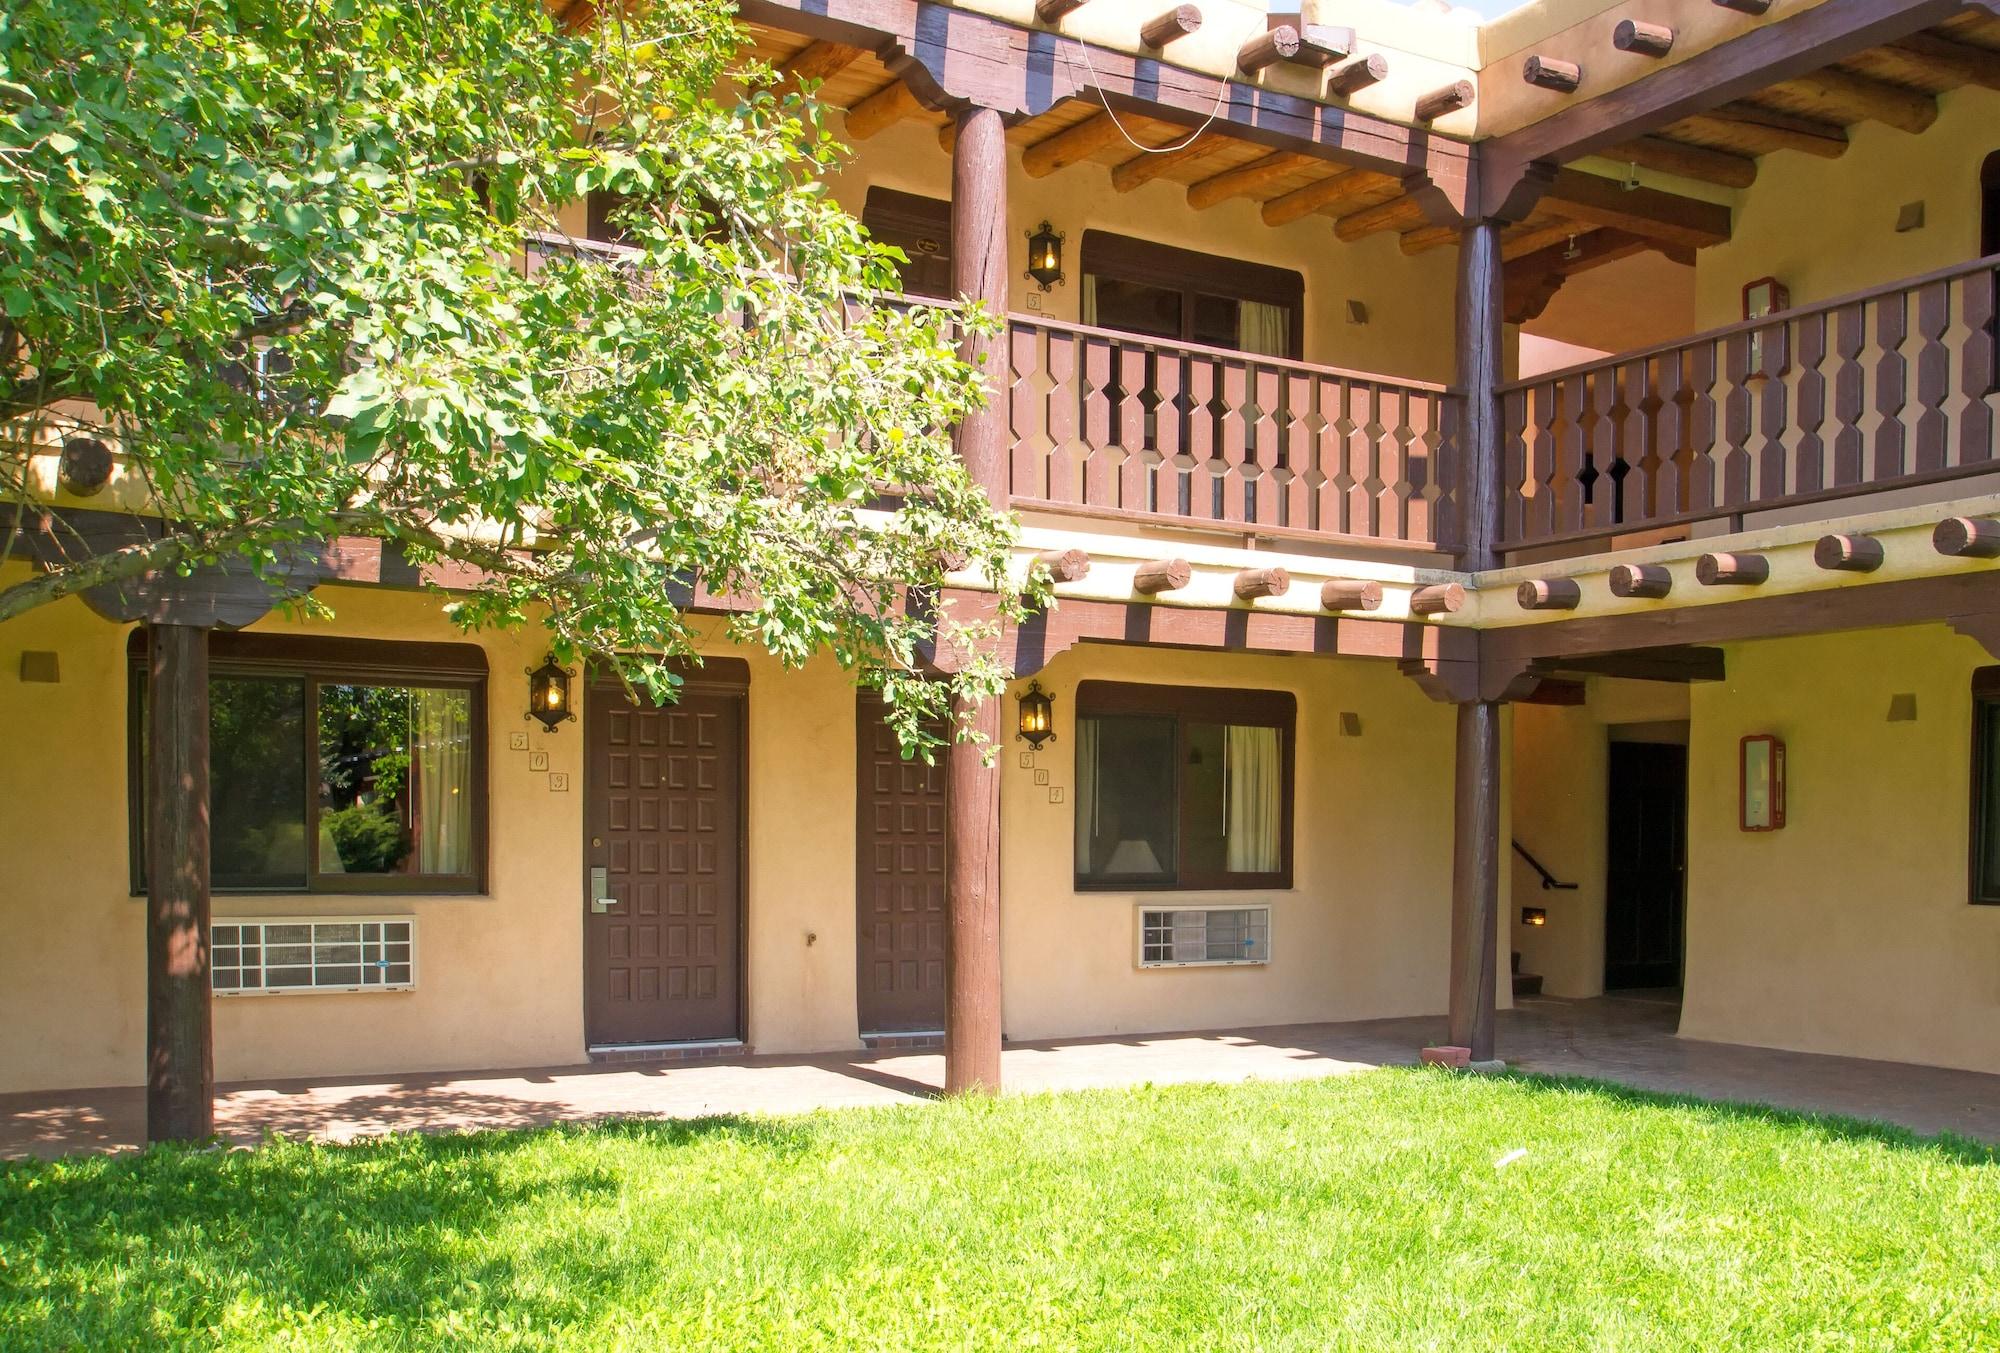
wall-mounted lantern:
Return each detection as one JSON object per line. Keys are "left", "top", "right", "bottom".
{"left": 1025, "top": 222, "right": 1066, "bottom": 291}
{"left": 1521, "top": 906, "right": 1547, "bottom": 927}
{"left": 1740, "top": 733, "right": 1786, "bottom": 831}
{"left": 1017, "top": 680, "right": 1056, "bottom": 748}
{"left": 527, "top": 654, "right": 576, "bottom": 732}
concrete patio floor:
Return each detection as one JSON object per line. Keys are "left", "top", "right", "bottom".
{"left": 5, "top": 994, "right": 1997, "bottom": 1158}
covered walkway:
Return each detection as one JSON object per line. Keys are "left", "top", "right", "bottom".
{"left": 6, "top": 995, "right": 1997, "bottom": 1158}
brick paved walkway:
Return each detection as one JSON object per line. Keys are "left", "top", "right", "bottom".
{"left": 5, "top": 995, "right": 1996, "bottom": 1157}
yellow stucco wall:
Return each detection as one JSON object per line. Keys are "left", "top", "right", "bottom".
{"left": 1694, "top": 86, "right": 2000, "bottom": 331}
{"left": 999, "top": 642, "right": 1472, "bottom": 1041}
{"left": 1679, "top": 625, "right": 2000, "bottom": 1075}
{"left": 824, "top": 120, "right": 1463, "bottom": 387}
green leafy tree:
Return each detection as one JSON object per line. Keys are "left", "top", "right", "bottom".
{"left": 0, "top": 0, "right": 1035, "bottom": 753}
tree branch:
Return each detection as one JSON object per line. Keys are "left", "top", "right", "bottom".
{"left": 0, "top": 518, "right": 269, "bottom": 624}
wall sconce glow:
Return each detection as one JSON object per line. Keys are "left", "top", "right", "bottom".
{"left": 527, "top": 654, "right": 576, "bottom": 732}
{"left": 1016, "top": 680, "right": 1056, "bottom": 748}
{"left": 1521, "top": 907, "right": 1547, "bottom": 927}
{"left": 1739, "top": 733, "right": 1786, "bottom": 832}
{"left": 1024, "top": 222, "right": 1066, "bottom": 291}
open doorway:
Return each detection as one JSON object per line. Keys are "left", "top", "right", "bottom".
{"left": 1604, "top": 740, "right": 1688, "bottom": 994}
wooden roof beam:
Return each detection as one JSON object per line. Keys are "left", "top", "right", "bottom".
{"left": 1109, "top": 133, "right": 1223, "bottom": 193}
{"left": 1333, "top": 193, "right": 1426, "bottom": 243}
{"left": 1600, "top": 135, "right": 1757, "bottom": 189}
{"left": 775, "top": 40, "right": 864, "bottom": 94}
{"left": 1763, "top": 67, "right": 1937, "bottom": 134}
{"left": 1881, "top": 33, "right": 2000, "bottom": 94}
{"left": 1260, "top": 169, "right": 1382, "bottom": 227}
{"left": 1542, "top": 167, "right": 1730, "bottom": 251}
{"left": 1668, "top": 103, "right": 1847, "bottom": 159}
{"left": 1186, "top": 151, "right": 1314, "bottom": 209}
{"left": 1021, "top": 112, "right": 1128, "bottom": 178}
{"left": 843, "top": 80, "right": 924, "bottom": 140}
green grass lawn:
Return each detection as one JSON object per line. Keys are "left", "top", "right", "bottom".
{"left": 2, "top": 1070, "right": 1995, "bottom": 1350}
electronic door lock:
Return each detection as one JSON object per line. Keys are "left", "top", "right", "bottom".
{"left": 589, "top": 866, "right": 614, "bottom": 913}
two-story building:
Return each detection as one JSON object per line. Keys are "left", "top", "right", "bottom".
{"left": 6, "top": 0, "right": 2000, "bottom": 1137}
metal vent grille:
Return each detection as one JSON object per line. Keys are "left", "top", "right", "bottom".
{"left": 1139, "top": 907, "right": 1270, "bottom": 967}
{"left": 212, "top": 918, "right": 416, "bottom": 994}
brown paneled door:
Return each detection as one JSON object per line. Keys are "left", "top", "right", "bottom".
{"left": 585, "top": 681, "right": 744, "bottom": 1046}
{"left": 855, "top": 698, "right": 949, "bottom": 1034}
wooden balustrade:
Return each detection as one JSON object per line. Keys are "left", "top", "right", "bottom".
{"left": 1499, "top": 254, "right": 2000, "bottom": 553}
{"left": 1006, "top": 315, "right": 1461, "bottom": 548}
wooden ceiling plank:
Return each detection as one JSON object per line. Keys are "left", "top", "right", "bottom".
{"left": 1259, "top": 169, "right": 1383, "bottom": 226}
{"left": 1501, "top": 217, "right": 1596, "bottom": 262}
{"left": 1398, "top": 223, "right": 1458, "bottom": 255}
{"left": 1022, "top": 112, "right": 1129, "bottom": 178}
{"left": 1186, "top": 151, "right": 1315, "bottom": 209}
{"left": 843, "top": 80, "right": 923, "bottom": 140}
{"left": 1601, "top": 135, "right": 1758, "bottom": 188}
{"left": 1542, "top": 167, "right": 1731, "bottom": 250}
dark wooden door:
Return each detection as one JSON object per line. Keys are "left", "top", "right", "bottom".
{"left": 585, "top": 683, "right": 743, "bottom": 1045}
{"left": 1604, "top": 741, "right": 1687, "bottom": 991}
{"left": 855, "top": 698, "right": 948, "bottom": 1033}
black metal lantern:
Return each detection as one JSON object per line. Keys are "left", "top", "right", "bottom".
{"left": 1017, "top": 680, "right": 1056, "bottom": 748}
{"left": 1024, "top": 221, "right": 1066, "bottom": 292}
{"left": 526, "top": 654, "right": 575, "bottom": 732}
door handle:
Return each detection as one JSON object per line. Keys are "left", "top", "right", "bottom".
{"left": 590, "top": 866, "right": 614, "bottom": 913}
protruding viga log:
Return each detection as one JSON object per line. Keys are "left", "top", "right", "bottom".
{"left": 1516, "top": 578, "right": 1582, "bottom": 610}
{"left": 1139, "top": 4, "right": 1201, "bottom": 49}
{"left": 1413, "top": 80, "right": 1474, "bottom": 123}
{"left": 1133, "top": 557, "right": 1193, "bottom": 594}
{"left": 1032, "top": 548, "right": 1091, "bottom": 582}
{"left": 1695, "top": 551, "right": 1770, "bottom": 586}
{"left": 1327, "top": 52, "right": 1388, "bottom": 97}
{"left": 1035, "top": 0, "right": 1090, "bottom": 21}
{"left": 1614, "top": 19, "right": 1675, "bottom": 57}
{"left": 1320, "top": 579, "right": 1383, "bottom": 612}
{"left": 1935, "top": 516, "right": 2000, "bottom": 558}
{"left": 1523, "top": 56, "right": 1583, "bottom": 93}
{"left": 1233, "top": 567, "right": 1291, "bottom": 600}
{"left": 1813, "top": 533, "right": 1884, "bottom": 572}
{"left": 1608, "top": 563, "right": 1673, "bottom": 598}
{"left": 1409, "top": 582, "right": 1466, "bottom": 616}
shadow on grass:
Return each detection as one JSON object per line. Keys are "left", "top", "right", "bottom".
{"left": 1444, "top": 1066, "right": 2000, "bottom": 1167}
{"left": 0, "top": 1112, "right": 829, "bottom": 1344}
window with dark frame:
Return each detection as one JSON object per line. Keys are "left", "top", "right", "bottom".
{"left": 1971, "top": 667, "right": 2000, "bottom": 904}
{"left": 1080, "top": 230, "right": 1305, "bottom": 360}
{"left": 1982, "top": 150, "right": 2000, "bottom": 261}
{"left": 1074, "top": 681, "right": 1295, "bottom": 891}
{"left": 129, "top": 634, "right": 488, "bottom": 895}
{"left": 861, "top": 187, "right": 954, "bottom": 300}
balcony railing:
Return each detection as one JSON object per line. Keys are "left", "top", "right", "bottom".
{"left": 1006, "top": 316, "right": 1462, "bottom": 550}
{"left": 1500, "top": 254, "right": 2000, "bottom": 553}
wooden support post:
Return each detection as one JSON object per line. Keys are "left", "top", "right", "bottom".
{"left": 1813, "top": 533, "right": 1884, "bottom": 572}
{"left": 1237, "top": 25, "right": 1301, "bottom": 75}
{"left": 1133, "top": 557, "right": 1193, "bottom": 594}
{"left": 1320, "top": 579, "right": 1383, "bottom": 612}
{"left": 1608, "top": 562, "right": 1673, "bottom": 598}
{"left": 1516, "top": 578, "right": 1582, "bottom": 610}
{"left": 1410, "top": 582, "right": 1467, "bottom": 615}
{"left": 1522, "top": 56, "right": 1583, "bottom": 92}
{"left": 1032, "top": 548, "right": 1091, "bottom": 582}
{"left": 1327, "top": 52, "right": 1388, "bottom": 97}
{"left": 1935, "top": 517, "right": 2000, "bottom": 559}
{"left": 1613, "top": 20, "right": 1675, "bottom": 57}
{"left": 945, "top": 105, "right": 1008, "bottom": 1098}
{"left": 1448, "top": 699, "right": 1501, "bottom": 1062}
{"left": 1139, "top": 4, "right": 1201, "bottom": 49}
{"left": 1414, "top": 80, "right": 1475, "bottom": 123}
{"left": 1233, "top": 567, "right": 1291, "bottom": 600}
{"left": 146, "top": 621, "right": 214, "bottom": 1142}
{"left": 1695, "top": 551, "right": 1770, "bottom": 586}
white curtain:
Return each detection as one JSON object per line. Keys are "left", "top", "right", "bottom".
{"left": 1080, "top": 273, "right": 1098, "bottom": 327}
{"left": 1074, "top": 715, "right": 1101, "bottom": 871}
{"left": 1237, "top": 300, "right": 1289, "bottom": 358}
{"left": 412, "top": 687, "right": 473, "bottom": 874}
{"left": 1224, "top": 725, "right": 1282, "bottom": 873}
